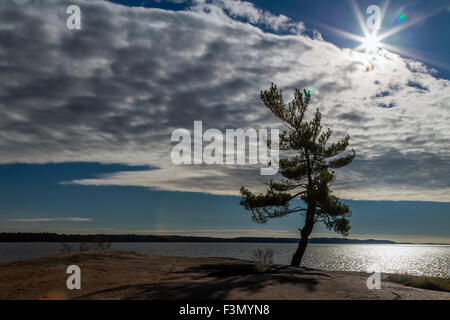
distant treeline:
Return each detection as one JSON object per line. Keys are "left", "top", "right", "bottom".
{"left": 0, "top": 232, "right": 400, "bottom": 244}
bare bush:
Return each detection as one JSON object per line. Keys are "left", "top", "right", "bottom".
{"left": 92, "top": 236, "right": 112, "bottom": 251}
{"left": 79, "top": 241, "right": 93, "bottom": 252}
{"left": 60, "top": 236, "right": 113, "bottom": 253}
{"left": 60, "top": 243, "right": 73, "bottom": 254}
{"left": 252, "top": 247, "right": 274, "bottom": 264}
{"left": 93, "top": 240, "right": 112, "bottom": 251}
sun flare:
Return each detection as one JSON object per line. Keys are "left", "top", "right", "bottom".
{"left": 362, "top": 33, "right": 380, "bottom": 53}
{"left": 312, "top": 0, "right": 449, "bottom": 69}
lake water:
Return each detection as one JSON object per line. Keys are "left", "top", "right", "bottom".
{"left": 0, "top": 242, "right": 448, "bottom": 278}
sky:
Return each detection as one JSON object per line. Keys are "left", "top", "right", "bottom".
{"left": 0, "top": 0, "right": 449, "bottom": 243}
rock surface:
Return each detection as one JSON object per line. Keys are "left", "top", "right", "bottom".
{"left": 0, "top": 251, "right": 448, "bottom": 300}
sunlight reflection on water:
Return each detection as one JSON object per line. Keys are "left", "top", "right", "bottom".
{"left": 300, "top": 244, "right": 449, "bottom": 277}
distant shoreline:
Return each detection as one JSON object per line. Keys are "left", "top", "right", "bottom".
{"left": 0, "top": 232, "right": 448, "bottom": 245}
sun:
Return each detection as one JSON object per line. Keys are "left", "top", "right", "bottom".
{"left": 299, "top": 0, "right": 448, "bottom": 67}
{"left": 362, "top": 33, "right": 380, "bottom": 53}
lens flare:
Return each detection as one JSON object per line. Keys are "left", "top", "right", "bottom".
{"left": 306, "top": 85, "right": 317, "bottom": 95}
{"left": 303, "top": 0, "right": 448, "bottom": 67}
{"left": 397, "top": 12, "right": 408, "bottom": 22}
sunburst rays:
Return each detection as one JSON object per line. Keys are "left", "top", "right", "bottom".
{"left": 310, "top": 0, "right": 448, "bottom": 68}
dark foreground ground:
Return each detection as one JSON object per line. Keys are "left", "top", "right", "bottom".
{"left": 0, "top": 251, "right": 448, "bottom": 300}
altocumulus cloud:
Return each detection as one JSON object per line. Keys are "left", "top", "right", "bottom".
{"left": 0, "top": 0, "right": 449, "bottom": 201}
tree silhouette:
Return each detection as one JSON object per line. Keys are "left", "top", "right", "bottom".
{"left": 240, "top": 83, "right": 355, "bottom": 267}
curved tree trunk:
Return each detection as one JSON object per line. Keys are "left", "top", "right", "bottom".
{"left": 290, "top": 206, "right": 315, "bottom": 267}
{"left": 290, "top": 233, "right": 309, "bottom": 267}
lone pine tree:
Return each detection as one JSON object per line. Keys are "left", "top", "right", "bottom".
{"left": 240, "top": 83, "right": 355, "bottom": 267}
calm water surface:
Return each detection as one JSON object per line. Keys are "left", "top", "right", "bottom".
{"left": 0, "top": 242, "right": 448, "bottom": 277}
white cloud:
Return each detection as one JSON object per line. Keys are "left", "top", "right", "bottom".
{"left": 0, "top": 0, "right": 449, "bottom": 201}
{"left": 6, "top": 217, "right": 93, "bottom": 222}
{"left": 189, "top": 0, "right": 305, "bottom": 34}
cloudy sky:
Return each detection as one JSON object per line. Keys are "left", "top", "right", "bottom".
{"left": 0, "top": 0, "right": 449, "bottom": 243}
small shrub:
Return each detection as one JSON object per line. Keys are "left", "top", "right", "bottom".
{"left": 79, "top": 241, "right": 93, "bottom": 252}
{"left": 77, "top": 236, "right": 113, "bottom": 252}
{"left": 60, "top": 243, "right": 73, "bottom": 254}
{"left": 60, "top": 237, "right": 113, "bottom": 254}
{"left": 252, "top": 247, "right": 274, "bottom": 264}
{"left": 92, "top": 236, "right": 113, "bottom": 251}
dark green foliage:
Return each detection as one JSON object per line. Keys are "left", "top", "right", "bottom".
{"left": 240, "top": 83, "right": 355, "bottom": 261}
